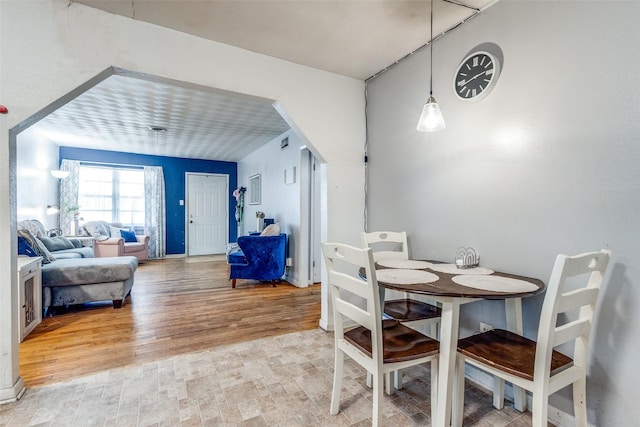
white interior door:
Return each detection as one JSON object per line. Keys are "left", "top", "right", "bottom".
{"left": 187, "top": 173, "right": 228, "bottom": 256}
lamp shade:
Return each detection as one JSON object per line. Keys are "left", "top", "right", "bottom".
{"left": 417, "top": 96, "right": 446, "bottom": 132}
{"left": 51, "top": 169, "right": 70, "bottom": 179}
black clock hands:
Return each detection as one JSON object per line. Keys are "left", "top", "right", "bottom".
{"left": 458, "top": 70, "right": 486, "bottom": 86}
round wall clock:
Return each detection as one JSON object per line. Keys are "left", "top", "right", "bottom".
{"left": 453, "top": 50, "right": 501, "bottom": 102}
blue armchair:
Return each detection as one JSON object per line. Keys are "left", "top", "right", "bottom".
{"left": 227, "top": 233, "right": 287, "bottom": 288}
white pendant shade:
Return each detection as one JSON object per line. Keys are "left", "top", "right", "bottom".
{"left": 417, "top": 0, "right": 445, "bottom": 133}
{"left": 416, "top": 96, "right": 446, "bottom": 132}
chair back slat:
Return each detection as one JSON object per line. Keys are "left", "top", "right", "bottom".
{"left": 552, "top": 319, "right": 590, "bottom": 347}
{"left": 556, "top": 287, "right": 599, "bottom": 314}
{"left": 561, "top": 252, "right": 609, "bottom": 278}
{"left": 362, "top": 231, "right": 409, "bottom": 262}
{"left": 534, "top": 250, "right": 611, "bottom": 382}
{"left": 328, "top": 270, "right": 372, "bottom": 301}
{"left": 333, "top": 297, "right": 375, "bottom": 331}
{"left": 323, "top": 242, "right": 382, "bottom": 337}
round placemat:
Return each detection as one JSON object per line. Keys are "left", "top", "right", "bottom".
{"left": 428, "top": 263, "right": 494, "bottom": 275}
{"left": 452, "top": 275, "right": 539, "bottom": 292}
{"left": 375, "top": 269, "right": 439, "bottom": 285}
{"left": 376, "top": 259, "right": 434, "bottom": 269}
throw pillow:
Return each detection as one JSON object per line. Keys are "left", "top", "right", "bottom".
{"left": 109, "top": 225, "right": 133, "bottom": 240}
{"left": 33, "top": 237, "right": 56, "bottom": 264}
{"left": 17, "top": 229, "right": 55, "bottom": 264}
{"left": 225, "top": 242, "right": 240, "bottom": 256}
{"left": 18, "top": 236, "right": 38, "bottom": 257}
{"left": 17, "top": 220, "right": 43, "bottom": 238}
{"left": 68, "top": 238, "right": 83, "bottom": 248}
{"left": 120, "top": 229, "right": 138, "bottom": 243}
{"left": 260, "top": 223, "right": 281, "bottom": 236}
{"left": 39, "top": 235, "right": 75, "bottom": 252}
{"left": 84, "top": 221, "right": 109, "bottom": 238}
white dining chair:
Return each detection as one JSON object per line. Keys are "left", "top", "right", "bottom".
{"left": 452, "top": 249, "right": 611, "bottom": 427}
{"left": 362, "top": 231, "right": 441, "bottom": 392}
{"left": 322, "top": 242, "right": 439, "bottom": 427}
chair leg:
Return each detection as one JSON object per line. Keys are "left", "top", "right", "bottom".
{"left": 573, "top": 377, "right": 588, "bottom": 426}
{"left": 271, "top": 280, "right": 276, "bottom": 287}
{"left": 372, "top": 370, "right": 383, "bottom": 427}
{"left": 451, "top": 356, "right": 465, "bottom": 427}
{"left": 531, "top": 392, "right": 549, "bottom": 427}
{"left": 431, "top": 357, "right": 439, "bottom": 423}
{"left": 493, "top": 378, "right": 505, "bottom": 409}
{"left": 385, "top": 371, "right": 395, "bottom": 395}
{"left": 394, "top": 369, "right": 403, "bottom": 390}
{"left": 368, "top": 371, "right": 396, "bottom": 395}
{"left": 232, "top": 278, "right": 236, "bottom": 288}
{"left": 330, "top": 350, "right": 344, "bottom": 415}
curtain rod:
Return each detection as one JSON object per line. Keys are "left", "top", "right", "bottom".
{"left": 78, "top": 160, "right": 145, "bottom": 170}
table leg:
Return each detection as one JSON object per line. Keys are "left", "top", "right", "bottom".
{"left": 434, "top": 299, "right": 460, "bottom": 427}
{"left": 505, "top": 298, "right": 527, "bottom": 412}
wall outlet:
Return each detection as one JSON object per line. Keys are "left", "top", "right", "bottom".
{"left": 479, "top": 322, "right": 493, "bottom": 333}
{"left": 286, "top": 257, "right": 293, "bottom": 267}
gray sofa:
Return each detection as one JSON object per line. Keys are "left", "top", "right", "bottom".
{"left": 41, "top": 256, "right": 138, "bottom": 313}
{"left": 17, "top": 219, "right": 138, "bottom": 313}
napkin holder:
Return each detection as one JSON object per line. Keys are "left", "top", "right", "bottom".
{"left": 455, "top": 247, "right": 479, "bottom": 269}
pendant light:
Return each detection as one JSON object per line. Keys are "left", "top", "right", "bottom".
{"left": 417, "top": 0, "right": 446, "bottom": 132}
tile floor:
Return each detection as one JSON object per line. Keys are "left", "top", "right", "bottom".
{"left": 0, "top": 329, "right": 535, "bottom": 426}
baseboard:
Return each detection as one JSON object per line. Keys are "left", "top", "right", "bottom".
{"left": 163, "top": 253, "right": 185, "bottom": 259}
{"left": 464, "top": 365, "right": 591, "bottom": 427}
{"left": 319, "top": 318, "right": 331, "bottom": 331}
{"left": 0, "top": 377, "right": 25, "bottom": 405}
{"left": 284, "top": 273, "right": 301, "bottom": 287}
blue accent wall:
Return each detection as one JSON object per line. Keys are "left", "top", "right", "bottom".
{"left": 59, "top": 147, "right": 238, "bottom": 255}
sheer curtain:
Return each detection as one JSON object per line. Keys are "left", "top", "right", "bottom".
{"left": 144, "top": 166, "right": 166, "bottom": 259}
{"left": 58, "top": 159, "right": 80, "bottom": 236}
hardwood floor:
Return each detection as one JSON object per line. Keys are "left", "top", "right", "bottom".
{"left": 19, "top": 256, "right": 321, "bottom": 387}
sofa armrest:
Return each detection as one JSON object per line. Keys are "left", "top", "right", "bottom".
{"left": 96, "top": 237, "right": 124, "bottom": 246}
{"left": 136, "top": 235, "right": 150, "bottom": 244}
{"left": 93, "top": 237, "right": 124, "bottom": 258}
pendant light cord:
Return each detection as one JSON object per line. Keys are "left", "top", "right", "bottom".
{"left": 430, "top": 0, "right": 434, "bottom": 97}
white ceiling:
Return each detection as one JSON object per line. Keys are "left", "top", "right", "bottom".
{"left": 35, "top": 71, "right": 292, "bottom": 162}
{"left": 32, "top": 0, "right": 496, "bottom": 161}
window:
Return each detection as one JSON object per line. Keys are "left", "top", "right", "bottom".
{"left": 78, "top": 165, "right": 145, "bottom": 226}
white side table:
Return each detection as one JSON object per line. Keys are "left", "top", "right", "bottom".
{"left": 17, "top": 256, "right": 42, "bottom": 342}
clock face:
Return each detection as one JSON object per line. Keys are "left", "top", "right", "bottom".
{"left": 454, "top": 51, "right": 500, "bottom": 101}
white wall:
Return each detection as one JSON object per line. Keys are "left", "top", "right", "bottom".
{"left": 365, "top": 1, "right": 639, "bottom": 425}
{"left": 0, "top": 0, "right": 365, "bottom": 401}
{"left": 16, "top": 127, "right": 60, "bottom": 230}
{"left": 238, "top": 130, "right": 303, "bottom": 285}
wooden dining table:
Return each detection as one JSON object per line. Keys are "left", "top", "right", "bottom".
{"left": 372, "top": 259, "right": 545, "bottom": 427}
